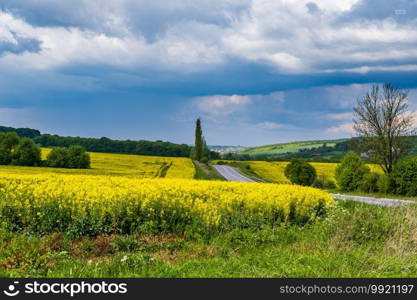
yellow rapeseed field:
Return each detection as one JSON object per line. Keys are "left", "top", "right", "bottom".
{"left": 246, "top": 161, "right": 382, "bottom": 183}
{"left": 0, "top": 148, "right": 195, "bottom": 179}
{"left": 0, "top": 173, "right": 333, "bottom": 236}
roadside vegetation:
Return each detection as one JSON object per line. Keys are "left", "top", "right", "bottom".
{"left": 193, "top": 161, "right": 225, "bottom": 180}
{"left": 1, "top": 200, "right": 416, "bottom": 277}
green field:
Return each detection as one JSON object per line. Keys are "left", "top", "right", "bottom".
{"left": 241, "top": 139, "right": 348, "bottom": 156}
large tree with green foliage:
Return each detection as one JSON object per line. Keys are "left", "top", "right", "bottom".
{"left": 353, "top": 83, "right": 415, "bottom": 174}
{"left": 0, "top": 132, "right": 19, "bottom": 165}
{"left": 12, "top": 138, "right": 41, "bottom": 166}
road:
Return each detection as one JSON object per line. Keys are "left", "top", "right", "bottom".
{"left": 212, "top": 164, "right": 413, "bottom": 207}
{"left": 331, "top": 194, "right": 413, "bottom": 207}
{"left": 212, "top": 165, "right": 255, "bottom": 182}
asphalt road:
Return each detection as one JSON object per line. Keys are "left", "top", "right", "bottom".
{"left": 212, "top": 164, "right": 413, "bottom": 207}
{"left": 212, "top": 165, "right": 255, "bottom": 182}
{"left": 331, "top": 193, "right": 413, "bottom": 207}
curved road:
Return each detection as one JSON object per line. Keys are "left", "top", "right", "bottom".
{"left": 212, "top": 165, "right": 255, "bottom": 182}
{"left": 212, "top": 164, "right": 413, "bottom": 207}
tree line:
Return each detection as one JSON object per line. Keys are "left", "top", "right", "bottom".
{"left": 34, "top": 135, "right": 192, "bottom": 157}
{"left": 0, "top": 127, "right": 192, "bottom": 157}
{"left": 0, "top": 132, "right": 90, "bottom": 169}
{"left": 1, "top": 125, "right": 221, "bottom": 159}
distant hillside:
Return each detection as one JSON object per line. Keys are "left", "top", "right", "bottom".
{"left": 241, "top": 139, "right": 348, "bottom": 156}
{"left": 209, "top": 145, "right": 247, "bottom": 154}
{"left": 239, "top": 137, "right": 417, "bottom": 162}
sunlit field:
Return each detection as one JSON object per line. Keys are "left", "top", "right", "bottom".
{"left": 245, "top": 161, "right": 383, "bottom": 183}
{"left": 0, "top": 174, "right": 333, "bottom": 237}
{"left": 0, "top": 148, "right": 195, "bottom": 179}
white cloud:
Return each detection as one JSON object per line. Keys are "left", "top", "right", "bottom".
{"left": 1, "top": 0, "right": 417, "bottom": 74}
{"left": 0, "top": 11, "right": 225, "bottom": 72}
{"left": 327, "top": 122, "right": 354, "bottom": 134}
{"left": 191, "top": 91, "right": 285, "bottom": 119}
{"left": 255, "top": 121, "right": 285, "bottom": 130}
{"left": 326, "top": 112, "right": 353, "bottom": 121}
{"left": 193, "top": 94, "right": 252, "bottom": 117}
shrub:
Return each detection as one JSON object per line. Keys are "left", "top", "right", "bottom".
{"left": 377, "top": 174, "right": 393, "bottom": 194}
{"left": 46, "top": 147, "right": 70, "bottom": 168}
{"left": 67, "top": 146, "right": 90, "bottom": 169}
{"left": 200, "top": 157, "right": 209, "bottom": 164}
{"left": 335, "top": 152, "right": 370, "bottom": 191}
{"left": 360, "top": 172, "right": 379, "bottom": 193}
{"left": 11, "top": 138, "right": 41, "bottom": 166}
{"left": 312, "top": 175, "right": 326, "bottom": 189}
{"left": 0, "top": 132, "right": 19, "bottom": 165}
{"left": 323, "top": 180, "right": 337, "bottom": 190}
{"left": 284, "top": 158, "right": 317, "bottom": 186}
{"left": 391, "top": 156, "right": 417, "bottom": 196}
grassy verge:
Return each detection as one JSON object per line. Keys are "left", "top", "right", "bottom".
{"left": 328, "top": 189, "right": 417, "bottom": 202}
{"left": 193, "top": 161, "right": 225, "bottom": 180}
{"left": 1, "top": 200, "right": 416, "bottom": 277}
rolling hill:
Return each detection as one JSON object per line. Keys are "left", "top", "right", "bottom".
{"left": 240, "top": 136, "right": 417, "bottom": 162}
{"left": 241, "top": 139, "right": 348, "bottom": 156}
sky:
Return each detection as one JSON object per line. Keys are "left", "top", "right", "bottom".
{"left": 1, "top": 0, "right": 417, "bottom": 146}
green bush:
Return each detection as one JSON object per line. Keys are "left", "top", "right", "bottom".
{"left": 46, "top": 147, "right": 70, "bottom": 168}
{"left": 0, "top": 132, "right": 19, "bottom": 165}
{"left": 67, "top": 146, "right": 90, "bottom": 169}
{"left": 312, "top": 175, "right": 326, "bottom": 189}
{"left": 200, "top": 157, "right": 209, "bottom": 164}
{"left": 323, "top": 179, "right": 337, "bottom": 190}
{"left": 284, "top": 158, "right": 317, "bottom": 186}
{"left": 360, "top": 172, "right": 379, "bottom": 193}
{"left": 335, "top": 152, "right": 370, "bottom": 192}
{"left": 46, "top": 146, "right": 90, "bottom": 169}
{"left": 391, "top": 156, "right": 417, "bottom": 196}
{"left": 11, "top": 138, "right": 41, "bottom": 166}
{"left": 377, "top": 174, "right": 393, "bottom": 194}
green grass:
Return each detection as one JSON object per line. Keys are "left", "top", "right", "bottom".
{"left": 241, "top": 139, "right": 348, "bottom": 156}
{"left": 1, "top": 200, "right": 416, "bottom": 277}
{"left": 193, "top": 161, "right": 225, "bottom": 180}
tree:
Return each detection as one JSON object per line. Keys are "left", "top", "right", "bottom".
{"left": 67, "top": 145, "right": 90, "bottom": 169}
{"left": 335, "top": 152, "right": 370, "bottom": 191}
{"left": 193, "top": 118, "right": 204, "bottom": 161}
{"left": 390, "top": 156, "right": 417, "bottom": 196}
{"left": 353, "top": 83, "right": 415, "bottom": 174}
{"left": 12, "top": 138, "right": 41, "bottom": 166}
{"left": 284, "top": 158, "right": 316, "bottom": 186}
{"left": 0, "top": 132, "right": 19, "bottom": 165}
{"left": 46, "top": 147, "right": 70, "bottom": 168}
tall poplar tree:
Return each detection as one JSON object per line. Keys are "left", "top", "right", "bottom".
{"left": 194, "top": 118, "right": 203, "bottom": 161}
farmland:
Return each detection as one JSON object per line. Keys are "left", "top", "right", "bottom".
{"left": 241, "top": 139, "right": 348, "bottom": 156}
{"left": 244, "top": 161, "right": 383, "bottom": 183}
{"left": 0, "top": 175, "right": 332, "bottom": 237}
{"left": 0, "top": 149, "right": 416, "bottom": 278}
{"left": 0, "top": 148, "right": 195, "bottom": 179}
